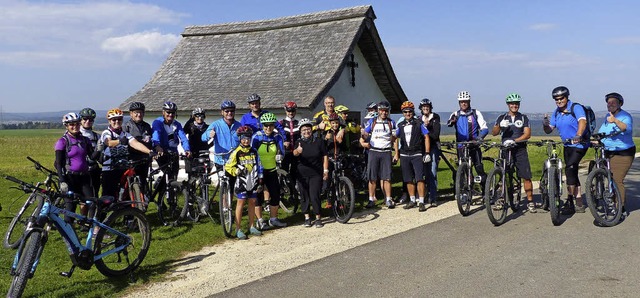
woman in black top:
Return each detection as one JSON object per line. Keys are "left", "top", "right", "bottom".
{"left": 294, "top": 119, "right": 329, "bottom": 228}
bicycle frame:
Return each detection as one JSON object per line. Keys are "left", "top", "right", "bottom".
{"left": 540, "top": 140, "right": 564, "bottom": 198}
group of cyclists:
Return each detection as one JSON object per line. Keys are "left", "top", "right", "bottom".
{"left": 53, "top": 85, "right": 635, "bottom": 239}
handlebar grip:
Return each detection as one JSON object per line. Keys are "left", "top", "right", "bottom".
{"left": 5, "top": 175, "right": 24, "bottom": 185}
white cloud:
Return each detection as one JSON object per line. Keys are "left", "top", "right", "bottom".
{"left": 102, "top": 31, "right": 181, "bottom": 58}
{"left": 606, "top": 37, "right": 640, "bottom": 45}
{"left": 529, "top": 23, "right": 556, "bottom": 31}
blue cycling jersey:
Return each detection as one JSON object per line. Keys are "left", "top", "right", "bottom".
{"left": 448, "top": 109, "right": 488, "bottom": 142}
{"left": 598, "top": 110, "right": 634, "bottom": 151}
{"left": 549, "top": 100, "right": 586, "bottom": 149}
{"left": 151, "top": 117, "right": 190, "bottom": 152}
{"left": 202, "top": 118, "right": 241, "bottom": 165}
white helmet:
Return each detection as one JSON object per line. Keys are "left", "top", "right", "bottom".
{"left": 62, "top": 112, "right": 80, "bottom": 124}
{"left": 364, "top": 111, "right": 378, "bottom": 119}
{"left": 298, "top": 118, "right": 313, "bottom": 129}
{"left": 457, "top": 91, "right": 471, "bottom": 101}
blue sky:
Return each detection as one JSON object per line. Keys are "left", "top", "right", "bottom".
{"left": 1, "top": 0, "right": 639, "bottom": 114}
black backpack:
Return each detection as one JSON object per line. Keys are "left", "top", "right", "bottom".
{"left": 555, "top": 102, "right": 596, "bottom": 139}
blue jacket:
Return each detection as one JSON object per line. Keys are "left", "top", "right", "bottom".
{"left": 202, "top": 118, "right": 241, "bottom": 165}
{"left": 448, "top": 109, "right": 488, "bottom": 142}
{"left": 151, "top": 117, "right": 190, "bottom": 152}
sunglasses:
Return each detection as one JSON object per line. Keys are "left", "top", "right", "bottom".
{"left": 164, "top": 111, "right": 175, "bottom": 115}
{"left": 402, "top": 110, "right": 413, "bottom": 114}
{"left": 110, "top": 118, "right": 123, "bottom": 122}
{"left": 553, "top": 97, "right": 565, "bottom": 102}
{"left": 223, "top": 109, "right": 235, "bottom": 114}
{"left": 286, "top": 109, "right": 297, "bottom": 112}
{"left": 82, "top": 117, "right": 95, "bottom": 121}
{"left": 194, "top": 114, "right": 205, "bottom": 118}
{"left": 263, "top": 123, "right": 275, "bottom": 128}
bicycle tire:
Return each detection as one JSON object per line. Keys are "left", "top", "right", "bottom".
{"left": 334, "top": 176, "right": 356, "bottom": 223}
{"left": 157, "top": 183, "right": 181, "bottom": 226}
{"left": 218, "top": 181, "right": 234, "bottom": 238}
{"left": 178, "top": 182, "right": 200, "bottom": 223}
{"left": 485, "top": 167, "right": 507, "bottom": 226}
{"left": 508, "top": 171, "right": 521, "bottom": 212}
{"left": 130, "top": 181, "right": 146, "bottom": 212}
{"left": 539, "top": 169, "right": 549, "bottom": 210}
{"left": 455, "top": 162, "right": 472, "bottom": 216}
{"left": 8, "top": 230, "right": 42, "bottom": 298}
{"left": 548, "top": 166, "right": 561, "bottom": 226}
{"left": 94, "top": 207, "right": 151, "bottom": 277}
{"left": 275, "top": 169, "right": 294, "bottom": 214}
{"left": 4, "top": 193, "right": 40, "bottom": 249}
{"left": 586, "top": 168, "right": 623, "bottom": 227}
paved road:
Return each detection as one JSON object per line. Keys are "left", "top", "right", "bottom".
{"left": 213, "top": 158, "right": 640, "bottom": 297}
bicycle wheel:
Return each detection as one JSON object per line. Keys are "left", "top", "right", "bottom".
{"left": 218, "top": 181, "right": 234, "bottom": 238}
{"left": 130, "top": 180, "right": 146, "bottom": 212}
{"left": 4, "top": 193, "right": 41, "bottom": 249}
{"left": 157, "top": 182, "right": 181, "bottom": 226}
{"left": 8, "top": 230, "right": 42, "bottom": 298}
{"left": 455, "top": 163, "right": 472, "bottom": 216}
{"left": 508, "top": 172, "right": 522, "bottom": 212}
{"left": 586, "top": 168, "right": 623, "bottom": 227}
{"left": 276, "top": 170, "right": 294, "bottom": 214}
{"left": 178, "top": 182, "right": 201, "bottom": 223}
{"left": 334, "top": 176, "right": 356, "bottom": 223}
{"left": 94, "top": 207, "right": 151, "bottom": 277}
{"left": 539, "top": 169, "right": 549, "bottom": 210}
{"left": 485, "top": 167, "right": 507, "bottom": 226}
{"left": 548, "top": 166, "right": 561, "bottom": 226}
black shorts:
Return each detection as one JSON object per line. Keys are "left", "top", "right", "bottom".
{"left": 367, "top": 150, "right": 392, "bottom": 181}
{"left": 400, "top": 155, "right": 424, "bottom": 182}
{"left": 564, "top": 146, "right": 587, "bottom": 186}
{"left": 510, "top": 146, "right": 532, "bottom": 180}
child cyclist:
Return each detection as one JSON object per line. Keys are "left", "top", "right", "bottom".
{"left": 225, "top": 126, "right": 264, "bottom": 239}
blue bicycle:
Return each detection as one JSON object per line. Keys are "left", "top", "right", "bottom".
{"left": 5, "top": 176, "right": 151, "bottom": 298}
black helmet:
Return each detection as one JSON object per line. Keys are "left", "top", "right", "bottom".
{"left": 366, "top": 102, "right": 377, "bottom": 110}
{"left": 79, "top": 107, "right": 96, "bottom": 119}
{"left": 419, "top": 98, "right": 432, "bottom": 108}
{"left": 163, "top": 101, "right": 178, "bottom": 111}
{"left": 605, "top": 92, "right": 624, "bottom": 106}
{"left": 552, "top": 86, "right": 570, "bottom": 98}
{"left": 377, "top": 101, "right": 390, "bottom": 110}
{"left": 129, "top": 102, "right": 146, "bottom": 111}
{"left": 247, "top": 93, "right": 261, "bottom": 103}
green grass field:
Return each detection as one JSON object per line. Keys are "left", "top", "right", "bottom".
{"left": 0, "top": 129, "right": 637, "bottom": 297}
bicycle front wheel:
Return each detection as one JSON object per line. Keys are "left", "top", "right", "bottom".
{"left": 4, "top": 193, "right": 41, "bottom": 249}
{"left": 8, "top": 230, "right": 42, "bottom": 298}
{"left": 539, "top": 168, "right": 549, "bottom": 210}
{"left": 218, "top": 182, "right": 234, "bottom": 238}
{"left": 130, "top": 180, "right": 146, "bottom": 212}
{"left": 455, "top": 163, "right": 472, "bottom": 216}
{"left": 508, "top": 172, "right": 522, "bottom": 212}
{"left": 485, "top": 168, "right": 507, "bottom": 226}
{"left": 157, "top": 183, "right": 182, "bottom": 226}
{"left": 94, "top": 207, "right": 151, "bottom": 277}
{"left": 586, "top": 168, "right": 623, "bottom": 227}
{"left": 548, "top": 166, "right": 561, "bottom": 226}
{"left": 334, "top": 176, "right": 356, "bottom": 223}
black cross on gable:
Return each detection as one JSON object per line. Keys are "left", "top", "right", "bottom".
{"left": 346, "top": 53, "right": 359, "bottom": 87}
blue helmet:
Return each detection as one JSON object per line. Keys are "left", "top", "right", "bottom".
{"left": 220, "top": 100, "right": 236, "bottom": 110}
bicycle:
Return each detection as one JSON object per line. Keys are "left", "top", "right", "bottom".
{"left": 585, "top": 132, "right": 624, "bottom": 227}
{"left": 533, "top": 140, "right": 565, "bottom": 226}
{"left": 444, "top": 140, "right": 494, "bottom": 216}
{"left": 4, "top": 156, "right": 59, "bottom": 249}
{"left": 208, "top": 149, "right": 235, "bottom": 238}
{"left": 5, "top": 176, "right": 151, "bottom": 298}
{"left": 145, "top": 151, "right": 183, "bottom": 226}
{"left": 341, "top": 153, "right": 368, "bottom": 193}
{"left": 113, "top": 158, "right": 151, "bottom": 212}
{"left": 324, "top": 155, "right": 356, "bottom": 223}
{"left": 484, "top": 141, "right": 523, "bottom": 226}
{"left": 271, "top": 160, "right": 299, "bottom": 214}
{"left": 173, "top": 150, "right": 218, "bottom": 226}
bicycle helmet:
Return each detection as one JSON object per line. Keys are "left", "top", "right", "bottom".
{"left": 220, "top": 100, "right": 236, "bottom": 110}
{"left": 259, "top": 112, "right": 277, "bottom": 124}
{"left": 128, "top": 101, "right": 146, "bottom": 111}
{"left": 605, "top": 92, "right": 624, "bottom": 106}
{"left": 551, "top": 86, "right": 570, "bottom": 98}
{"left": 419, "top": 98, "right": 433, "bottom": 108}
{"left": 192, "top": 107, "right": 205, "bottom": 116}
{"left": 298, "top": 118, "right": 313, "bottom": 129}
{"left": 247, "top": 93, "right": 261, "bottom": 103}
{"left": 457, "top": 91, "right": 471, "bottom": 101}
{"left": 400, "top": 101, "right": 415, "bottom": 111}
{"left": 364, "top": 111, "right": 378, "bottom": 119}
{"left": 236, "top": 125, "right": 253, "bottom": 139}
{"left": 163, "top": 101, "right": 177, "bottom": 111}
{"left": 106, "top": 108, "right": 124, "bottom": 119}
{"left": 377, "top": 101, "right": 390, "bottom": 110}
{"left": 328, "top": 113, "right": 340, "bottom": 121}
{"left": 335, "top": 105, "right": 349, "bottom": 113}
{"left": 505, "top": 93, "right": 522, "bottom": 103}
{"left": 79, "top": 108, "right": 96, "bottom": 119}
{"left": 366, "top": 102, "right": 377, "bottom": 110}
{"left": 62, "top": 112, "right": 81, "bottom": 124}
{"left": 284, "top": 101, "right": 297, "bottom": 111}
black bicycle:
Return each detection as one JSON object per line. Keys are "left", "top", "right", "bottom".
{"left": 484, "top": 141, "right": 523, "bottom": 226}
{"left": 173, "top": 151, "right": 218, "bottom": 226}
{"left": 146, "top": 152, "right": 183, "bottom": 226}
{"left": 585, "top": 132, "right": 624, "bottom": 227}
{"left": 324, "top": 155, "right": 356, "bottom": 223}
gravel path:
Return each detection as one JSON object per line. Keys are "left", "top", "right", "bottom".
{"left": 123, "top": 200, "right": 461, "bottom": 298}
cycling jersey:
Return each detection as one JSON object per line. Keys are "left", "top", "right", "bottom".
{"left": 363, "top": 117, "right": 396, "bottom": 151}
{"left": 251, "top": 130, "right": 285, "bottom": 170}
{"left": 422, "top": 112, "right": 441, "bottom": 146}
{"left": 184, "top": 118, "right": 210, "bottom": 154}
{"left": 598, "top": 109, "right": 635, "bottom": 152}
{"left": 313, "top": 110, "right": 345, "bottom": 132}
{"left": 495, "top": 112, "right": 529, "bottom": 143}
{"left": 549, "top": 100, "right": 587, "bottom": 149}
{"left": 151, "top": 116, "right": 190, "bottom": 152}
{"left": 448, "top": 109, "right": 488, "bottom": 142}
{"left": 280, "top": 116, "right": 300, "bottom": 152}
{"left": 80, "top": 127, "right": 100, "bottom": 170}
{"left": 54, "top": 132, "right": 91, "bottom": 173}
{"left": 100, "top": 128, "right": 135, "bottom": 171}
{"left": 123, "top": 119, "right": 153, "bottom": 160}
{"left": 324, "top": 128, "right": 347, "bottom": 157}
{"left": 395, "top": 117, "right": 429, "bottom": 155}
{"left": 225, "top": 145, "right": 263, "bottom": 198}
{"left": 202, "top": 118, "right": 241, "bottom": 165}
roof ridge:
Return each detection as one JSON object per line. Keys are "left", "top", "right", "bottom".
{"left": 183, "top": 5, "right": 374, "bottom": 36}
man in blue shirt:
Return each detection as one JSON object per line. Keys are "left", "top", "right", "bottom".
{"left": 151, "top": 101, "right": 191, "bottom": 181}
{"left": 543, "top": 86, "right": 588, "bottom": 213}
{"left": 240, "top": 93, "right": 284, "bottom": 136}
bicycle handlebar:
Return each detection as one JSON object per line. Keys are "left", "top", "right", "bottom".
{"left": 27, "top": 156, "right": 56, "bottom": 175}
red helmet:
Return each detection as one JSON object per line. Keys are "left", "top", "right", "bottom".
{"left": 284, "top": 101, "right": 297, "bottom": 112}
{"left": 236, "top": 125, "right": 253, "bottom": 138}
{"left": 328, "top": 112, "right": 340, "bottom": 121}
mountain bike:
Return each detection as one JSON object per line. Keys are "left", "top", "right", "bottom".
{"left": 341, "top": 153, "right": 368, "bottom": 193}
{"left": 145, "top": 152, "right": 182, "bottom": 226}
{"left": 113, "top": 158, "right": 150, "bottom": 212}
{"left": 209, "top": 150, "right": 235, "bottom": 238}
{"left": 173, "top": 151, "right": 218, "bottom": 226}
{"left": 447, "top": 140, "right": 494, "bottom": 216}
{"left": 533, "top": 140, "right": 564, "bottom": 226}
{"left": 324, "top": 155, "right": 356, "bottom": 223}
{"left": 585, "top": 132, "right": 624, "bottom": 227}
{"left": 484, "top": 141, "right": 523, "bottom": 226}
{"left": 4, "top": 157, "right": 59, "bottom": 249}
{"left": 5, "top": 176, "right": 150, "bottom": 298}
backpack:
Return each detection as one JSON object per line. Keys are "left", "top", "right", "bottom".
{"left": 555, "top": 102, "right": 596, "bottom": 139}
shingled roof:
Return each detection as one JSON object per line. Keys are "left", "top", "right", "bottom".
{"left": 121, "top": 5, "right": 407, "bottom": 112}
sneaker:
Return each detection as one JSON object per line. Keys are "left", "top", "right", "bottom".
{"left": 386, "top": 200, "right": 395, "bottom": 209}
{"left": 303, "top": 218, "right": 312, "bottom": 227}
{"left": 528, "top": 202, "right": 537, "bottom": 213}
{"left": 395, "top": 193, "right": 409, "bottom": 205}
{"left": 403, "top": 202, "right": 416, "bottom": 209}
{"left": 236, "top": 230, "right": 247, "bottom": 240}
{"left": 249, "top": 226, "right": 262, "bottom": 236}
{"left": 365, "top": 200, "right": 376, "bottom": 209}
{"left": 430, "top": 201, "right": 438, "bottom": 208}
{"left": 574, "top": 205, "right": 586, "bottom": 213}
{"left": 315, "top": 219, "right": 324, "bottom": 228}
{"left": 418, "top": 203, "right": 427, "bottom": 212}
{"left": 269, "top": 218, "right": 287, "bottom": 228}
{"left": 256, "top": 218, "right": 267, "bottom": 230}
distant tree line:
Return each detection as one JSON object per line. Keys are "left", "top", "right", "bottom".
{"left": 0, "top": 121, "right": 64, "bottom": 130}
